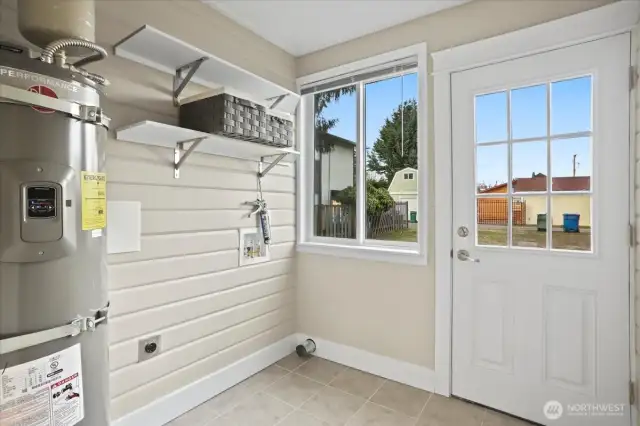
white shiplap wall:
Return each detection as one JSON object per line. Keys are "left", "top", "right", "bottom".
{"left": 0, "top": 0, "right": 297, "bottom": 421}
{"left": 106, "top": 143, "right": 296, "bottom": 419}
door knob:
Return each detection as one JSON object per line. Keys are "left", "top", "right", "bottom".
{"left": 457, "top": 249, "right": 480, "bottom": 263}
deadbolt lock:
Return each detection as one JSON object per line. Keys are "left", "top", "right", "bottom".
{"left": 457, "top": 226, "right": 469, "bottom": 238}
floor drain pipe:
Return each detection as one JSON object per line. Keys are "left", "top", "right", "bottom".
{"left": 296, "top": 339, "right": 316, "bottom": 357}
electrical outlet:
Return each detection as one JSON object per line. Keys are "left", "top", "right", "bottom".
{"left": 138, "top": 335, "right": 161, "bottom": 362}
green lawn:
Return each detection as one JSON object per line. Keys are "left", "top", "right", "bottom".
{"left": 374, "top": 227, "right": 418, "bottom": 242}
{"left": 375, "top": 225, "right": 591, "bottom": 250}
{"left": 478, "top": 225, "right": 591, "bottom": 251}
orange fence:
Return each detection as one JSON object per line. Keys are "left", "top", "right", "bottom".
{"left": 477, "top": 198, "right": 526, "bottom": 225}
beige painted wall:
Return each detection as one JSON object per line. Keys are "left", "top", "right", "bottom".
{"left": 522, "top": 195, "right": 591, "bottom": 227}
{"left": 0, "top": 0, "right": 297, "bottom": 421}
{"left": 295, "top": 0, "right": 612, "bottom": 370}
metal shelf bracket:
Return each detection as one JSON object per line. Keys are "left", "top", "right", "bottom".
{"left": 174, "top": 137, "right": 206, "bottom": 178}
{"left": 173, "top": 57, "right": 208, "bottom": 106}
{"left": 266, "top": 94, "right": 287, "bottom": 110}
{"left": 258, "top": 153, "right": 288, "bottom": 179}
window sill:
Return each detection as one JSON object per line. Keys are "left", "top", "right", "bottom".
{"left": 296, "top": 241, "right": 427, "bottom": 265}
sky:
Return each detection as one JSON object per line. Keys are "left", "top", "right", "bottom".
{"left": 318, "top": 73, "right": 418, "bottom": 155}
{"left": 317, "top": 73, "right": 591, "bottom": 188}
{"left": 476, "top": 76, "right": 592, "bottom": 187}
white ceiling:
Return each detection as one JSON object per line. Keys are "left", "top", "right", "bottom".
{"left": 204, "top": 0, "right": 469, "bottom": 56}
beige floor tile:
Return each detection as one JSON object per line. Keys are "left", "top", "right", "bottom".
{"left": 211, "top": 392, "right": 293, "bottom": 426}
{"left": 369, "top": 380, "right": 431, "bottom": 417}
{"left": 205, "top": 366, "right": 288, "bottom": 416}
{"left": 330, "top": 368, "right": 386, "bottom": 399}
{"left": 417, "top": 395, "right": 485, "bottom": 426}
{"left": 243, "top": 364, "right": 291, "bottom": 390}
{"left": 265, "top": 373, "right": 324, "bottom": 407}
{"left": 278, "top": 409, "right": 333, "bottom": 426}
{"left": 482, "top": 410, "right": 534, "bottom": 426}
{"left": 205, "top": 381, "right": 256, "bottom": 417}
{"left": 166, "top": 400, "right": 217, "bottom": 426}
{"left": 276, "top": 353, "right": 311, "bottom": 371}
{"left": 346, "top": 402, "right": 416, "bottom": 426}
{"left": 301, "top": 386, "right": 367, "bottom": 426}
{"left": 296, "top": 357, "right": 348, "bottom": 384}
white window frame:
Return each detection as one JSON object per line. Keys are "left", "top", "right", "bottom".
{"left": 296, "top": 43, "right": 428, "bottom": 265}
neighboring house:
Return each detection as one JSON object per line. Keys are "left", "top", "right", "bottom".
{"left": 315, "top": 133, "right": 355, "bottom": 205}
{"left": 388, "top": 167, "right": 419, "bottom": 219}
{"left": 479, "top": 174, "right": 591, "bottom": 226}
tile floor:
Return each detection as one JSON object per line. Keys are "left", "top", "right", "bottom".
{"left": 167, "top": 354, "right": 534, "bottom": 426}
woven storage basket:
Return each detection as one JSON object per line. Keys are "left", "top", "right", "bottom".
{"left": 179, "top": 93, "right": 294, "bottom": 147}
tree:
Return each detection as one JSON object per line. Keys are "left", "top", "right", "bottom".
{"left": 314, "top": 86, "right": 356, "bottom": 153}
{"left": 334, "top": 180, "right": 395, "bottom": 218}
{"left": 367, "top": 99, "right": 418, "bottom": 183}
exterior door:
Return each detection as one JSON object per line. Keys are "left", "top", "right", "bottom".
{"left": 451, "top": 34, "right": 631, "bottom": 425}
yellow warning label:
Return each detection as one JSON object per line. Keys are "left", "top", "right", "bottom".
{"left": 81, "top": 171, "right": 107, "bottom": 231}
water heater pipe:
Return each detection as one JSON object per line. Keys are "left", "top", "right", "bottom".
{"left": 40, "top": 38, "right": 107, "bottom": 67}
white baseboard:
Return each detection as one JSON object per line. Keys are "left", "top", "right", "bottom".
{"left": 112, "top": 334, "right": 298, "bottom": 426}
{"left": 294, "top": 333, "right": 436, "bottom": 392}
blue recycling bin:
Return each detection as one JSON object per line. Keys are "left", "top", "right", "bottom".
{"left": 563, "top": 213, "right": 580, "bottom": 233}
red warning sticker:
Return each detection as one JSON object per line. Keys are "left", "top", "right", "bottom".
{"left": 27, "top": 85, "right": 57, "bottom": 114}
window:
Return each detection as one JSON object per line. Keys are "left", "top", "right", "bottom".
{"left": 475, "top": 76, "right": 592, "bottom": 252}
{"left": 297, "top": 45, "right": 427, "bottom": 263}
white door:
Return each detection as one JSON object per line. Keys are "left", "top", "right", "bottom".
{"left": 451, "top": 34, "right": 630, "bottom": 426}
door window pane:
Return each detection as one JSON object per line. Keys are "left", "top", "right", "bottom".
{"left": 551, "top": 137, "right": 591, "bottom": 192}
{"left": 551, "top": 76, "right": 592, "bottom": 135}
{"left": 551, "top": 196, "right": 592, "bottom": 251}
{"left": 313, "top": 85, "right": 357, "bottom": 239}
{"left": 477, "top": 144, "right": 508, "bottom": 194}
{"left": 511, "top": 84, "right": 547, "bottom": 140}
{"left": 512, "top": 196, "right": 547, "bottom": 249}
{"left": 472, "top": 74, "right": 594, "bottom": 253}
{"left": 512, "top": 141, "right": 547, "bottom": 193}
{"left": 476, "top": 91, "right": 508, "bottom": 143}
{"left": 477, "top": 197, "right": 508, "bottom": 247}
{"left": 365, "top": 73, "right": 418, "bottom": 243}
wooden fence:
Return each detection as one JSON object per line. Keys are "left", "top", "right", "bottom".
{"left": 477, "top": 198, "right": 526, "bottom": 225}
{"left": 315, "top": 204, "right": 354, "bottom": 238}
{"left": 368, "top": 202, "right": 409, "bottom": 238}
{"left": 315, "top": 202, "right": 409, "bottom": 238}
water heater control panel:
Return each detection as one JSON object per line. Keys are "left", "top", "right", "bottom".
{"left": 27, "top": 186, "right": 56, "bottom": 218}
{"left": 21, "top": 182, "right": 63, "bottom": 244}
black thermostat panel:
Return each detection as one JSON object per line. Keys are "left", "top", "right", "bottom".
{"left": 27, "top": 186, "right": 57, "bottom": 218}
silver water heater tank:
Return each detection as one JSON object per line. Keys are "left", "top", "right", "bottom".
{"left": 0, "top": 35, "right": 110, "bottom": 426}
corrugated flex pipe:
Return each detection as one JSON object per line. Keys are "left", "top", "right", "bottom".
{"left": 40, "top": 38, "right": 107, "bottom": 68}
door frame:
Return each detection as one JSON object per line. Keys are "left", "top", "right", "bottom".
{"left": 431, "top": 0, "right": 639, "bottom": 411}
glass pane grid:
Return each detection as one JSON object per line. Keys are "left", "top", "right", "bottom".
{"left": 474, "top": 76, "right": 593, "bottom": 252}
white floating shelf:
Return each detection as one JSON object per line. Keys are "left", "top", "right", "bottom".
{"left": 114, "top": 25, "right": 300, "bottom": 115}
{"left": 116, "top": 120, "right": 299, "bottom": 163}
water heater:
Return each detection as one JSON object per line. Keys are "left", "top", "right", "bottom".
{"left": 0, "top": 2, "right": 110, "bottom": 425}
